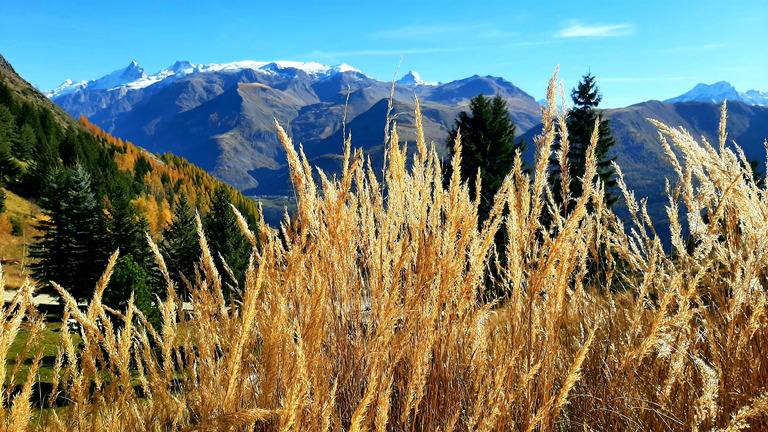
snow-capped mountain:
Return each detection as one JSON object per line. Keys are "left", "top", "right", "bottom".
{"left": 396, "top": 70, "right": 437, "bottom": 86}
{"left": 45, "top": 79, "right": 88, "bottom": 98}
{"left": 666, "top": 81, "right": 768, "bottom": 106}
{"left": 45, "top": 60, "right": 363, "bottom": 98}
{"left": 45, "top": 59, "right": 540, "bottom": 194}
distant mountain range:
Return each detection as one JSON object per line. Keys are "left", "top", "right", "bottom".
{"left": 666, "top": 81, "right": 768, "bottom": 106}
{"left": 46, "top": 61, "right": 768, "bottom": 236}
{"left": 47, "top": 60, "right": 540, "bottom": 193}
{"left": 522, "top": 99, "right": 768, "bottom": 242}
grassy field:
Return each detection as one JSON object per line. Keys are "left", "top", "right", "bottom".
{"left": 2, "top": 72, "right": 767, "bottom": 430}
{"left": 4, "top": 321, "right": 78, "bottom": 385}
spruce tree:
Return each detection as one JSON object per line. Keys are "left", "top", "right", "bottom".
{"left": 551, "top": 73, "right": 617, "bottom": 212}
{"left": 204, "top": 185, "right": 251, "bottom": 294}
{"left": 29, "top": 164, "right": 110, "bottom": 302}
{"left": 13, "top": 123, "right": 35, "bottom": 161}
{"left": 23, "top": 138, "right": 61, "bottom": 198}
{"left": 0, "top": 141, "right": 21, "bottom": 185}
{"left": 162, "top": 194, "right": 201, "bottom": 298}
{"left": 0, "top": 105, "right": 15, "bottom": 144}
{"left": 104, "top": 191, "right": 164, "bottom": 304}
{"left": 445, "top": 94, "right": 527, "bottom": 222}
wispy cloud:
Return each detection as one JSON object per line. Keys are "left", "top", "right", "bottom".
{"left": 656, "top": 43, "right": 727, "bottom": 52}
{"left": 601, "top": 77, "right": 686, "bottom": 82}
{"left": 371, "top": 24, "right": 484, "bottom": 39}
{"left": 555, "top": 21, "right": 634, "bottom": 38}
{"left": 502, "top": 41, "right": 550, "bottom": 48}
{"left": 303, "top": 40, "right": 548, "bottom": 60}
{"left": 303, "top": 47, "right": 462, "bottom": 59}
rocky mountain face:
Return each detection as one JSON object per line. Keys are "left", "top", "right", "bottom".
{"left": 48, "top": 61, "right": 542, "bottom": 193}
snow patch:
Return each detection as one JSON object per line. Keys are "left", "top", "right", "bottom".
{"left": 666, "top": 81, "right": 768, "bottom": 106}
{"left": 44, "top": 79, "right": 87, "bottom": 98}
{"left": 397, "top": 70, "right": 437, "bottom": 86}
{"left": 46, "top": 60, "right": 366, "bottom": 98}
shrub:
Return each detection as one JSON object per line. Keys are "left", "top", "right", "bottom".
{"left": 9, "top": 216, "right": 22, "bottom": 237}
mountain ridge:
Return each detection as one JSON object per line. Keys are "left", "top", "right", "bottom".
{"left": 666, "top": 81, "right": 768, "bottom": 106}
{"left": 48, "top": 59, "right": 543, "bottom": 192}
{"left": 45, "top": 60, "right": 363, "bottom": 98}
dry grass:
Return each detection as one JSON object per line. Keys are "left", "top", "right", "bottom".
{"left": 0, "top": 189, "right": 40, "bottom": 289}
{"left": 2, "top": 69, "right": 767, "bottom": 431}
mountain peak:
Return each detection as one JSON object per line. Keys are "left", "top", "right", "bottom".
{"left": 167, "top": 60, "right": 196, "bottom": 75}
{"left": 398, "top": 71, "right": 424, "bottom": 86}
{"left": 397, "top": 70, "right": 437, "bottom": 86}
{"left": 666, "top": 81, "right": 767, "bottom": 106}
{"left": 45, "top": 78, "right": 88, "bottom": 98}
{"left": 119, "top": 60, "right": 146, "bottom": 79}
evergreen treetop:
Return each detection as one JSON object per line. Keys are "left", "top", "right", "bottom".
{"left": 204, "top": 185, "right": 251, "bottom": 294}
{"left": 551, "top": 72, "right": 618, "bottom": 212}
{"left": 445, "top": 93, "right": 527, "bottom": 222}
{"left": 29, "top": 164, "right": 110, "bottom": 302}
{"left": 162, "top": 194, "right": 202, "bottom": 298}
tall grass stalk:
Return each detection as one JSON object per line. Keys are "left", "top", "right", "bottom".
{"left": 1, "top": 69, "right": 767, "bottom": 431}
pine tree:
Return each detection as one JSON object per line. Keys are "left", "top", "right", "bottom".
{"left": 13, "top": 123, "right": 35, "bottom": 161}
{"left": 0, "top": 105, "right": 15, "bottom": 144}
{"left": 106, "top": 193, "right": 153, "bottom": 261}
{"left": 551, "top": 73, "right": 617, "bottom": 212}
{"left": 106, "top": 191, "right": 164, "bottom": 281}
{"left": 204, "top": 185, "right": 251, "bottom": 295}
{"left": 101, "top": 254, "right": 161, "bottom": 328}
{"left": 445, "top": 94, "right": 527, "bottom": 222}
{"left": 23, "top": 138, "right": 61, "bottom": 198}
{"left": 29, "top": 164, "right": 110, "bottom": 302}
{"left": 0, "top": 140, "right": 21, "bottom": 185}
{"left": 162, "top": 194, "right": 201, "bottom": 298}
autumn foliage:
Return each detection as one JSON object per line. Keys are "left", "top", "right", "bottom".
{"left": 80, "top": 116, "right": 260, "bottom": 236}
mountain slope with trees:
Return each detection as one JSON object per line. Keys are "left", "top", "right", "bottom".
{"left": 48, "top": 61, "right": 542, "bottom": 192}
{"left": 0, "top": 54, "right": 260, "bottom": 311}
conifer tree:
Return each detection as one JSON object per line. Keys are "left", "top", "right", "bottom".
{"left": 29, "top": 164, "right": 110, "bottom": 302}
{"left": 0, "top": 141, "right": 21, "bottom": 185}
{"left": 106, "top": 193, "right": 153, "bottom": 261}
{"left": 204, "top": 185, "right": 251, "bottom": 294}
{"left": 104, "top": 191, "right": 164, "bottom": 297}
{"left": 0, "top": 105, "right": 15, "bottom": 144}
{"left": 105, "top": 254, "right": 160, "bottom": 326}
{"left": 162, "top": 194, "right": 201, "bottom": 298}
{"left": 23, "top": 138, "right": 61, "bottom": 198}
{"left": 13, "top": 123, "right": 35, "bottom": 161}
{"left": 445, "top": 94, "right": 527, "bottom": 222}
{"left": 551, "top": 73, "right": 617, "bottom": 212}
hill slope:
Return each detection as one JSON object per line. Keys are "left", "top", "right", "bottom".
{"left": 0, "top": 53, "right": 260, "bottom": 289}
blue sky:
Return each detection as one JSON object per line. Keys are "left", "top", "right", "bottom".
{"left": 2, "top": 0, "right": 766, "bottom": 107}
